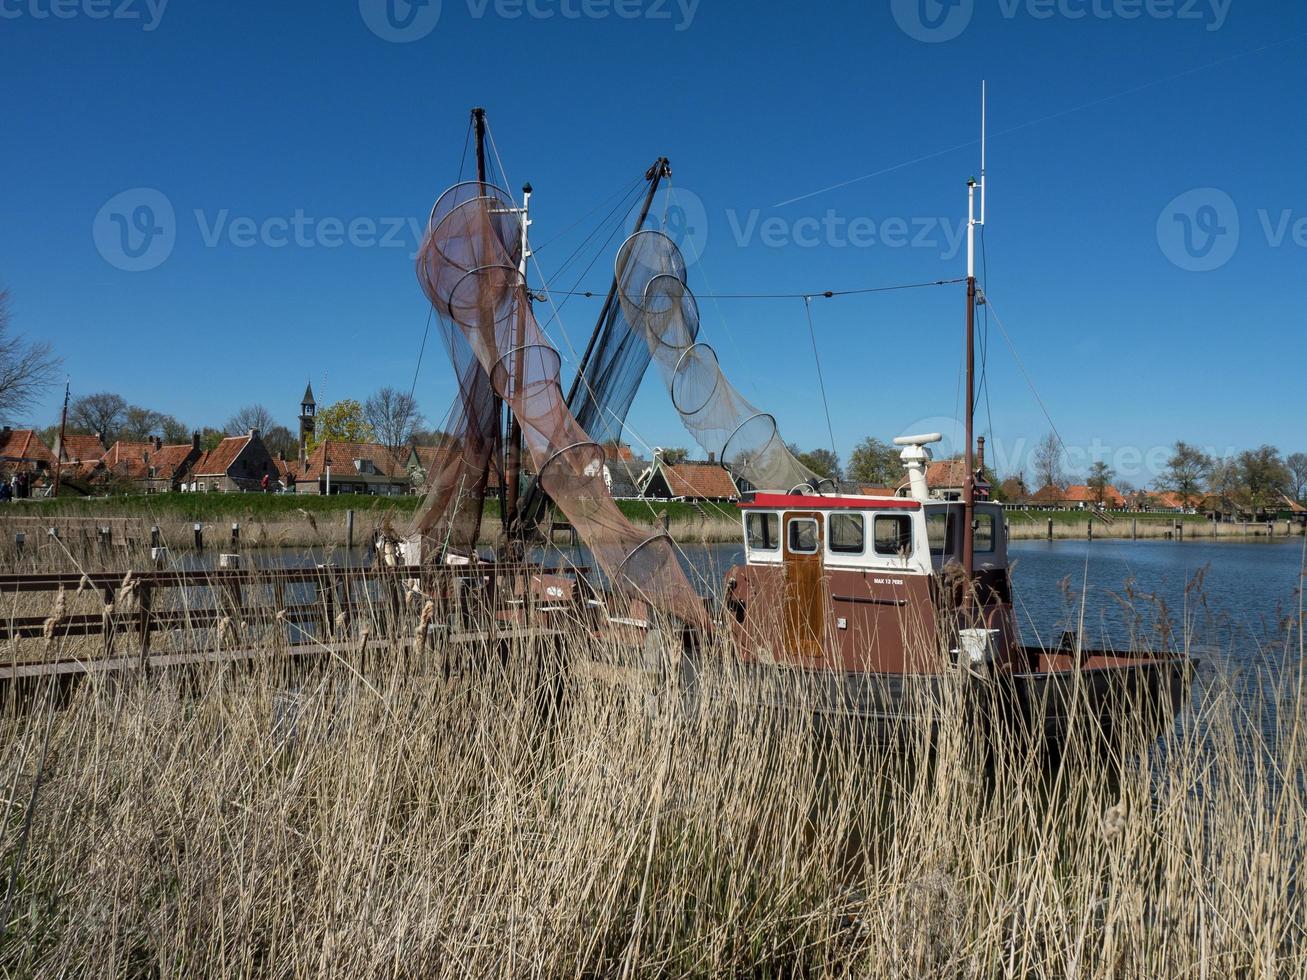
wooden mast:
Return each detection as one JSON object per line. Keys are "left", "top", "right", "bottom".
{"left": 470, "top": 106, "right": 500, "bottom": 549}
{"left": 962, "top": 85, "right": 986, "bottom": 608}
{"left": 563, "top": 156, "right": 671, "bottom": 409}
{"left": 51, "top": 380, "right": 69, "bottom": 498}
{"left": 515, "top": 156, "right": 671, "bottom": 537}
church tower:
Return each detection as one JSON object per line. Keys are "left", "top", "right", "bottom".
{"left": 298, "top": 382, "right": 316, "bottom": 460}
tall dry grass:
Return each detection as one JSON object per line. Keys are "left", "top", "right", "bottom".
{"left": 0, "top": 568, "right": 1302, "bottom": 978}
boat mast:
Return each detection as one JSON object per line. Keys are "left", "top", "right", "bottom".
{"left": 563, "top": 156, "right": 672, "bottom": 409}
{"left": 51, "top": 379, "right": 70, "bottom": 498}
{"left": 471, "top": 106, "right": 501, "bottom": 546}
{"left": 504, "top": 182, "right": 532, "bottom": 540}
{"left": 962, "top": 83, "right": 986, "bottom": 607}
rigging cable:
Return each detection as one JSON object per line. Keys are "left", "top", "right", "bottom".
{"left": 803, "top": 295, "right": 839, "bottom": 466}
{"left": 981, "top": 295, "right": 1074, "bottom": 469}
{"left": 537, "top": 276, "right": 966, "bottom": 302}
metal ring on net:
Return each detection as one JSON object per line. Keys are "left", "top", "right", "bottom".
{"left": 615, "top": 531, "right": 676, "bottom": 583}
{"left": 445, "top": 263, "right": 526, "bottom": 338}
{"left": 615, "top": 230, "right": 687, "bottom": 314}
{"left": 536, "top": 440, "right": 606, "bottom": 485}
{"left": 428, "top": 193, "right": 523, "bottom": 276}
{"left": 639, "top": 273, "right": 699, "bottom": 353}
{"left": 428, "top": 180, "right": 516, "bottom": 234}
{"left": 722, "top": 412, "right": 778, "bottom": 465}
{"left": 490, "top": 342, "right": 562, "bottom": 400}
{"left": 670, "top": 342, "right": 721, "bottom": 416}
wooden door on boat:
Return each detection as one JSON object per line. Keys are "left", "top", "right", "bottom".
{"left": 782, "top": 512, "right": 825, "bottom": 660}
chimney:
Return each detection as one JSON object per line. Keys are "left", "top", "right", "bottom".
{"left": 153, "top": 436, "right": 162, "bottom": 451}
{"left": 94, "top": 431, "right": 103, "bottom": 447}
{"left": 249, "top": 428, "right": 260, "bottom": 440}
{"left": 976, "top": 436, "right": 985, "bottom": 476}
{"left": 708, "top": 451, "right": 717, "bottom": 464}
{"left": 192, "top": 431, "right": 201, "bottom": 451}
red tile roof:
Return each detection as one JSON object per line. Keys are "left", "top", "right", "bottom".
{"left": 148, "top": 444, "right": 196, "bottom": 479}
{"left": 0, "top": 429, "right": 54, "bottom": 465}
{"left": 925, "top": 459, "right": 991, "bottom": 489}
{"left": 58, "top": 434, "right": 106, "bottom": 462}
{"left": 101, "top": 441, "right": 153, "bottom": 478}
{"left": 301, "top": 441, "right": 408, "bottom": 480}
{"left": 192, "top": 435, "right": 252, "bottom": 477}
{"left": 661, "top": 461, "right": 738, "bottom": 501}
{"left": 1036, "top": 483, "right": 1125, "bottom": 508}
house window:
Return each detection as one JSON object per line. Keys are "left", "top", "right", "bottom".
{"left": 828, "top": 513, "right": 864, "bottom": 555}
{"left": 746, "top": 512, "right": 779, "bottom": 551}
{"left": 787, "top": 517, "right": 819, "bottom": 555}
{"left": 874, "top": 515, "right": 913, "bottom": 557}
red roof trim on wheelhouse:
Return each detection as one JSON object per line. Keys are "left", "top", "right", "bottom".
{"left": 739, "top": 494, "right": 921, "bottom": 511}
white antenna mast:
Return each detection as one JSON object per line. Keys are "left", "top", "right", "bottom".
{"left": 967, "top": 80, "right": 987, "bottom": 280}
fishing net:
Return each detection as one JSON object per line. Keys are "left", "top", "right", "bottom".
{"left": 614, "top": 230, "right": 817, "bottom": 493}
{"left": 412, "top": 181, "right": 703, "bottom": 622}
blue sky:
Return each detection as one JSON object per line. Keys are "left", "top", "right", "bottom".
{"left": 2, "top": 0, "right": 1304, "bottom": 485}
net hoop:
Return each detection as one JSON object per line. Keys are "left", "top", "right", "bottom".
{"left": 670, "top": 342, "right": 721, "bottom": 416}
{"left": 616, "top": 531, "right": 676, "bottom": 581}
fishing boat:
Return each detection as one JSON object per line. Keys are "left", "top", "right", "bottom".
{"left": 401, "top": 104, "right": 1191, "bottom": 750}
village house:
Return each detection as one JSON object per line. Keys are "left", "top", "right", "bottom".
{"left": 924, "top": 458, "right": 992, "bottom": 501}
{"left": 406, "top": 444, "right": 504, "bottom": 498}
{"left": 184, "top": 430, "right": 278, "bottom": 492}
{"left": 0, "top": 427, "right": 54, "bottom": 481}
{"left": 296, "top": 440, "right": 411, "bottom": 495}
{"left": 1031, "top": 483, "right": 1126, "bottom": 510}
{"left": 641, "top": 453, "right": 739, "bottom": 503}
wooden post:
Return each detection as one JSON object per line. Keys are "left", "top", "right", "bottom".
{"left": 231, "top": 522, "right": 240, "bottom": 548}
{"left": 150, "top": 525, "right": 161, "bottom": 548}
{"left": 138, "top": 582, "right": 154, "bottom": 671}
{"left": 99, "top": 526, "right": 112, "bottom": 554}
{"left": 1087, "top": 518, "right": 1093, "bottom": 541}
{"left": 14, "top": 532, "right": 23, "bottom": 557}
{"left": 1047, "top": 518, "right": 1054, "bottom": 541}
{"left": 1177, "top": 521, "right": 1183, "bottom": 542}
{"left": 1131, "top": 518, "right": 1137, "bottom": 541}
{"left": 193, "top": 523, "right": 203, "bottom": 550}
{"left": 346, "top": 509, "right": 355, "bottom": 556}
{"left": 102, "top": 586, "right": 116, "bottom": 659}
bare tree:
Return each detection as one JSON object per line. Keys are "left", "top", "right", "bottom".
{"left": 365, "top": 387, "right": 423, "bottom": 454}
{"left": 226, "top": 404, "right": 278, "bottom": 436}
{"left": 1086, "top": 460, "right": 1114, "bottom": 506}
{"left": 120, "top": 405, "right": 164, "bottom": 441}
{"left": 0, "top": 289, "right": 60, "bottom": 423}
{"left": 69, "top": 391, "right": 128, "bottom": 443}
{"left": 1288, "top": 452, "right": 1307, "bottom": 504}
{"left": 262, "top": 425, "right": 297, "bottom": 459}
{"left": 159, "top": 415, "right": 190, "bottom": 444}
{"left": 1032, "top": 432, "right": 1063, "bottom": 491}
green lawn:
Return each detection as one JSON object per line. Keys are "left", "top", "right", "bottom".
{"left": 11, "top": 493, "right": 413, "bottom": 522}
{"left": 1005, "top": 508, "right": 1208, "bottom": 525}
{"left": 11, "top": 493, "right": 741, "bottom": 526}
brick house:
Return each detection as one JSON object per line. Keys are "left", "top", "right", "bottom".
{"left": 1032, "top": 483, "right": 1126, "bottom": 509}
{"left": 296, "top": 440, "right": 411, "bottom": 495}
{"left": 924, "top": 458, "right": 993, "bottom": 501}
{"left": 185, "top": 430, "right": 278, "bottom": 492}
{"left": 641, "top": 456, "right": 739, "bottom": 503}
{"left": 0, "top": 427, "right": 54, "bottom": 475}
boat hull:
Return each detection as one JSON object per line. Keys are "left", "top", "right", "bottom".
{"left": 680, "top": 646, "right": 1192, "bottom": 752}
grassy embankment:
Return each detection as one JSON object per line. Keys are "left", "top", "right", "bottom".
{"left": 1005, "top": 508, "right": 1302, "bottom": 541}
{"left": 0, "top": 494, "right": 740, "bottom": 548}
{"left": 0, "top": 564, "right": 1302, "bottom": 976}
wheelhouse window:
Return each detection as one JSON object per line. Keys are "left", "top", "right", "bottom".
{"left": 746, "top": 511, "right": 779, "bottom": 551}
{"left": 927, "top": 509, "right": 956, "bottom": 556}
{"left": 828, "top": 513, "right": 864, "bottom": 555}
{"left": 787, "top": 517, "right": 819, "bottom": 555}
{"left": 874, "top": 514, "right": 914, "bottom": 557}
{"left": 975, "top": 512, "right": 996, "bottom": 553}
